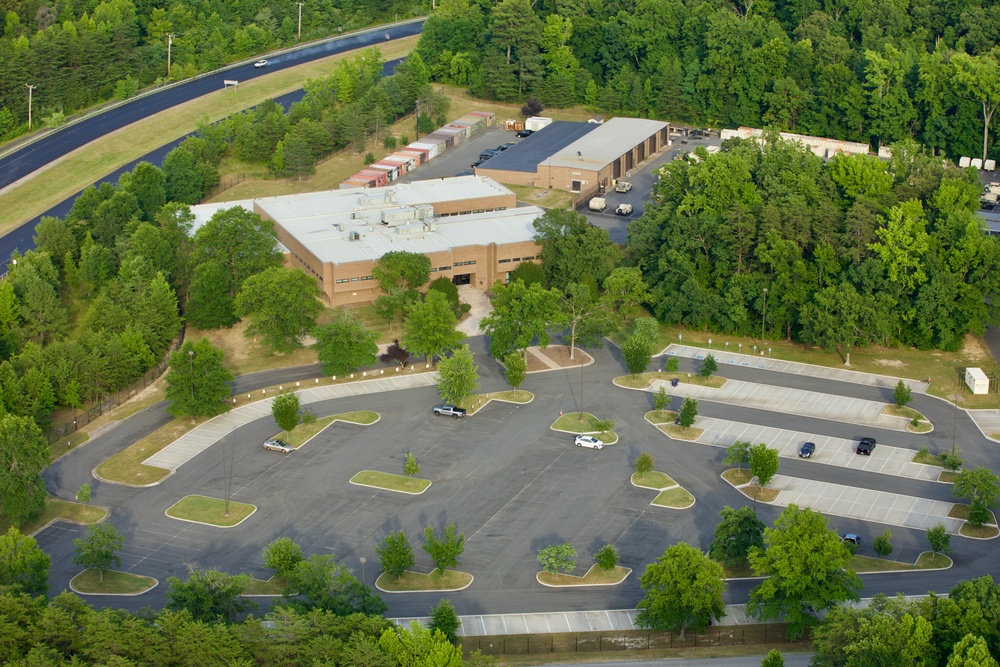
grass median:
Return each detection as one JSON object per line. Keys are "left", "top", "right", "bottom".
{"left": 70, "top": 569, "right": 157, "bottom": 595}
{"left": 652, "top": 487, "right": 695, "bottom": 508}
{"left": 949, "top": 504, "right": 1000, "bottom": 538}
{"left": 95, "top": 418, "right": 189, "bottom": 486}
{"left": 632, "top": 471, "right": 676, "bottom": 490}
{"left": 550, "top": 412, "right": 619, "bottom": 444}
{"left": 376, "top": 569, "right": 472, "bottom": 592}
{"left": 0, "top": 498, "right": 107, "bottom": 534}
{"left": 165, "top": 495, "right": 256, "bottom": 527}
{"left": 350, "top": 471, "right": 430, "bottom": 494}
{"left": 276, "top": 411, "right": 379, "bottom": 448}
{"left": 458, "top": 390, "right": 533, "bottom": 415}
{"left": 615, "top": 371, "right": 727, "bottom": 390}
{"left": 537, "top": 565, "right": 630, "bottom": 587}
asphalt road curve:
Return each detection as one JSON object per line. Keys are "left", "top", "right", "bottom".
{"left": 0, "top": 20, "right": 422, "bottom": 264}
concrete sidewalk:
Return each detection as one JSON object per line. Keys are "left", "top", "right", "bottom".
{"left": 143, "top": 373, "right": 437, "bottom": 471}
{"left": 652, "top": 377, "right": 911, "bottom": 431}
{"left": 664, "top": 345, "right": 929, "bottom": 394}
{"left": 686, "top": 416, "right": 943, "bottom": 482}
{"left": 762, "top": 474, "right": 965, "bottom": 535}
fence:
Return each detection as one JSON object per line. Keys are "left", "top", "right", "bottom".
{"left": 460, "top": 624, "right": 801, "bottom": 657}
{"left": 571, "top": 181, "right": 602, "bottom": 211}
{"left": 44, "top": 328, "right": 186, "bottom": 445}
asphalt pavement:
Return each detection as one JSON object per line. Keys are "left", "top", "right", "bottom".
{"left": 38, "top": 336, "right": 1000, "bottom": 621}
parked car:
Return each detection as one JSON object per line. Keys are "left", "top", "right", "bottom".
{"left": 433, "top": 404, "right": 467, "bottom": 418}
{"left": 856, "top": 437, "right": 876, "bottom": 455}
{"left": 842, "top": 533, "right": 862, "bottom": 546}
{"left": 574, "top": 435, "right": 604, "bottom": 449}
{"left": 615, "top": 203, "right": 633, "bottom": 216}
{"left": 615, "top": 181, "right": 632, "bottom": 193}
{"left": 254, "top": 59, "right": 268, "bottom": 68}
{"left": 479, "top": 149, "right": 500, "bottom": 161}
{"left": 471, "top": 160, "right": 485, "bottom": 168}
{"left": 515, "top": 129, "right": 534, "bottom": 138}
{"left": 263, "top": 438, "right": 293, "bottom": 453}
{"left": 497, "top": 143, "right": 515, "bottom": 151}
{"left": 798, "top": 442, "right": 816, "bottom": 458}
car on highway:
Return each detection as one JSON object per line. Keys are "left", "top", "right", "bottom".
{"left": 254, "top": 59, "right": 269, "bottom": 68}
{"left": 856, "top": 437, "right": 876, "bottom": 455}
{"left": 798, "top": 442, "right": 816, "bottom": 458}
{"left": 263, "top": 438, "right": 293, "bottom": 453}
{"left": 574, "top": 435, "right": 604, "bottom": 449}
{"left": 515, "top": 129, "right": 534, "bottom": 138}
{"left": 433, "top": 404, "right": 467, "bottom": 418}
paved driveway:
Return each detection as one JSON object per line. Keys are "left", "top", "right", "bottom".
{"left": 764, "top": 475, "right": 964, "bottom": 535}
{"left": 652, "top": 378, "right": 910, "bottom": 431}
{"left": 689, "top": 417, "right": 942, "bottom": 482}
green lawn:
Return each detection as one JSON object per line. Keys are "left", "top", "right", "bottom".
{"left": 71, "top": 569, "right": 157, "bottom": 595}
{"left": 165, "top": 495, "right": 256, "bottom": 527}
{"left": 376, "top": 569, "right": 472, "bottom": 591}
{"left": 507, "top": 185, "right": 577, "bottom": 209}
{"left": 350, "top": 470, "right": 431, "bottom": 494}
{"left": 644, "top": 410, "right": 677, "bottom": 425}
{"left": 849, "top": 553, "right": 952, "bottom": 572}
{"left": 657, "top": 423, "right": 703, "bottom": 441}
{"left": 459, "top": 390, "right": 534, "bottom": 414}
{"left": 652, "top": 487, "right": 695, "bottom": 508}
{"left": 0, "top": 498, "right": 107, "bottom": 534}
{"left": 95, "top": 418, "right": 190, "bottom": 486}
{"left": 615, "top": 371, "right": 727, "bottom": 390}
{"left": 51, "top": 432, "right": 90, "bottom": 462}
{"left": 242, "top": 576, "right": 287, "bottom": 595}
{"left": 550, "top": 412, "right": 619, "bottom": 443}
{"left": 912, "top": 449, "right": 943, "bottom": 465}
{"left": 722, "top": 469, "right": 753, "bottom": 485}
{"left": 538, "top": 565, "right": 630, "bottom": 586}
{"left": 631, "top": 471, "right": 676, "bottom": 489}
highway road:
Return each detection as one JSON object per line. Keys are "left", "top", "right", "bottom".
{"left": 39, "top": 338, "right": 1000, "bottom": 618}
{"left": 0, "top": 20, "right": 422, "bottom": 266}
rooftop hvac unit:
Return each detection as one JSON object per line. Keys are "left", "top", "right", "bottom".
{"left": 381, "top": 207, "right": 417, "bottom": 225}
{"left": 424, "top": 222, "right": 436, "bottom": 232}
{"left": 349, "top": 231, "right": 360, "bottom": 241}
{"left": 414, "top": 203, "right": 434, "bottom": 219}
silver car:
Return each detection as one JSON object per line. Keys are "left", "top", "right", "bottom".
{"left": 574, "top": 435, "right": 604, "bottom": 449}
{"left": 263, "top": 438, "right": 293, "bottom": 453}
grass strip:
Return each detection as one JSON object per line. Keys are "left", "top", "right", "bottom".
{"left": 350, "top": 470, "right": 430, "bottom": 494}
{"left": 912, "top": 450, "right": 943, "bottom": 465}
{"left": 722, "top": 469, "right": 753, "bottom": 485}
{"left": 882, "top": 405, "right": 925, "bottom": 420}
{"left": 165, "top": 495, "right": 256, "bottom": 527}
{"left": 550, "top": 412, "right": 619, "bottom": 443}
{"left": 71, "top": 569, "right": 157, "bottom": 595}
{"left": 50, "top": 432, "right": 90, "bottom": 462}
{"left": 242, "top": 576, "right": 287, "bottom": 595}
{"left": 459, "top": 390, "right": 534, "bottom": 415}
{"left": 537, "top": 565, "right": 630, "bottom": 586}
{"left": 657, "top": 423, "right": 703, "bottom": 441}
{"left": 652, "top": 486, "right": 695, "bottom": 508}
{"left": 644, "top": 409, "right": 677, "bottom": 425}
{"left": 615, "top": 371, "right": 727, "bottom": 390}
{"left": 376, "top": 569, "right": 472, "bottom": 592}
{"left": 631, "top": 471, "right": 676, "bottom": 489}
{"left": 95, "top": 418, "right": 191, "bottom": 485}
{"left": 0, "top": 498, "right": 107, "bottom": 534}
{"left": 849, "top": 553, "right": 952, "bottom": 572}
{"left": 939, "top": 471, "right": 960, "bottom": 483}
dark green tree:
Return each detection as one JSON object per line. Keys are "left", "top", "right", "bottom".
{"left": 271, "top": 392, "right": 301, "bottom": 432}
{"left": 164, "top": 338, "right": 234, "bottom": 420}
{"left": 537, "top": 543, "right": 576, "bottom": 575}
{"left": 282, "top": 554, "right": 387, "bottom": 615}
{"left": 0, "top": 527, "right": 50, "bottom": 595}
{"left": 376, "top": 530, "right": 415, "bottom": 579}
{"left": 165, "top": 568, "right": 256, "bottom": 623}
{"left": 0, "top": 414, "right": 50, "bottom": 525}
{"left": 723, "top": 441, "right": 751, "bottom": 471}
{"left": 428, "top": 598, "right": 461, "bottom": 644}
{"left": 234, "top": 267, "right": 323, "bottom": 353}
{"left": 894, "top": 380, "right": 912, "bottom": 408}
{"left": 634, "top": 451, "right": 654, "bottom": 476}
{"left": 748, "top": 443, "right": 780, "bottom": 487}
{"left": 873, "top": 529, "right": 893, "bottom": 558}
{"left": 313, "top": 312, "right": 379, "bottom": 376}
{"left": 636, "top": 542, "right": 726, "bottom": 640}
{"left": 72, "top": 524, "right": 124, "bottom": 583}
{"left": 700, "top": 354, "right": 718, "bottom": 377}
{"left": 193, "top": 206, "right": 283, "bottom": 299}
{"left": 761, "top": 649, "right": 784, "bottom": 667}
{"left": 185, "top": 261, "right": 237, "bottom": 329}
{"left": 927, "top": 524, "right": 951, "bottom": 556}
{"left": 479, "top": 279, "right": 561, "bottom": 359}
{"left": 162, "top": 147, "right": 204, "bottom": 205}
{"left": 263, "top": 537, "right": 303, "bottom": 576}
{"left": 403, "top": 453, "right": 420, "bottom": 479}
{"left": 402, "top": 290, "right": 466, "bottom": 362}
{"left": 621, "top": 332, "right": 653, "bottom": 375}
{"left": 533, "top": 208, "right": 621, "bottom": 291}
{"left": 436, "top": 345, "right": 479, "bottom": 404}
{"left": 422, "top": 523, "right": 465, "bottom": 575}
{"left": 953, "top": 467, "right": 1000, "bottom": 527}
{"left": 678, "top": 397, "right": 698, "bottom": 428}
{"left": 594, "top": 544, "right": 619, "bottom": 570}
{"left": 709, "top": 506, "right": 766, "bottom": 569}
{"left": 503, "top": 351, "right": 527, "bottom": 396}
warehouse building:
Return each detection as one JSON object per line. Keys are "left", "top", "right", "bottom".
{"left": 476, "top": 117, "right": 670, "bottom": 194}
{"left": 189, "top": 176, "right": 544, "bottom": 306}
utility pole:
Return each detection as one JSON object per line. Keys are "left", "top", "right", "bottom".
{"left": 296, "top": 3, "right": 303, "bottom": 41}
{"left": 414, "top": 99, "right": 421, "bottom": 139}
{"left": 25, "top": 84, "right": 36, "bottom": 131}
{"left": 166, "top": 34, "right": 174, "bottom": 78}
{"left": 761, "top": 287, "right": 768, "bottom": 343}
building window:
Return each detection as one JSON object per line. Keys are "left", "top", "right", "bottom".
{"left": 499, "top": 259, "right": 511, "bottom": 264}
{"left": 336, "top": 278, "right": 349, "bottom": 283}
{"left": 474, "top": 209, "right": 484, "bottom": 214}
{"left": 512, "top": 258, "right": 520, "bottom": 262}
{"left": 430, "top": 267, "right": 438, "bottom": 272}
{"left": 440, "top": 266, "right": 452, "bottom": 271}
{"left": 466, "top": 260, "right": 476, "bottom": 264}
{"left": 350, "top": 277, "right": 359, "bottom": 282}
{"left": 522, "top": 256, "right": 535, "bottom": 260}
{"left": 497, "top": 206, "right": 506, "bottom": 211}
{"left": 361, "top": 275, "right": 373, "bottom": 281}
{"left": 486, "top": 208, "right": 494, "bottom": 212}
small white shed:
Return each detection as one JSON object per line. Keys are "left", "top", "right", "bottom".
{"left": 965, "top": 367, "right": 989, "bottom": 395}
{"left": 525, "top": 116, "right": 552, "bottom": 131}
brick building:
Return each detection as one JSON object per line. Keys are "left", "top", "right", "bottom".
{"left": 189, "top": 176, "right": 544, "bottom": 306}
{"left": 476, "top": 117, "right": 670, "bottom": 194}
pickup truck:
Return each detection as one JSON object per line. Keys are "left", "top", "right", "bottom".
{"left": 615, "top": 181, "right": 632, "bottom": 193}
{"left": 433, "top": 404, "right": 467, "bottom": 418}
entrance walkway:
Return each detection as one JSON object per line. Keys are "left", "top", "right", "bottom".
{"left": 664, "top": 345, "right": 929, "bottom": 394}
{"left": 142, "top": 373, "right": 437, "bottom": 472}
{"left": 651, "top": 377, "right": 910, "bottom": 431}
{"left": 688, "top": 417, "right": 942, "bottom": 482}
{"left": 457, "top": 285, "right": 491, "bottom": 336}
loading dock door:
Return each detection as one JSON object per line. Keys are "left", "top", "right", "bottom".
{"left": 452, "top": 273, "right": 471, "bottom": 286}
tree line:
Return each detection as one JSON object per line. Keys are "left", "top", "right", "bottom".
{"left": 627, "top": 135, "right": 1000, "bottom": 354}
{"left": 0, "top": 0, "right": 421, "bottom": 141}
{"left": 416, "top": 0, "right": 1000, "bottom": 160}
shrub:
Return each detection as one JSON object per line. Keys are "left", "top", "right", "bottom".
{"left": 380, "top": 339, "right": 410, "bottom": 367}
{"left": 460, "top": 303, "right": 471, "bottom": 313}
{"left": 428, "top": 276, "right": 460, "bottom": 310}
{"left": 263, "top": 537, "right": 303, "bottom": 575}
{"left": 364, "top": 151, "right": 375, "bottom": 163}
{"left": 665, "top": 357, "right": 679, "bottom": 373}
{"left": 634, "top": 452, "right": 654, "bottom": 475}
{"left": 383, "top": 136, "right": 397, "bottom": 149}
{"left": 400, "top": 134, "right": 410, "bottom": 145}
{"left": 594, "top": 544, "right": 619, "bottom": 570}
{"left": 653, "top": 387, "right": 669, "bottom": 411}
{"left": 873, "top": 529, "right": 893, "bottom": 558}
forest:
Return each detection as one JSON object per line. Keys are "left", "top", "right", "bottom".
{"left": 627, "top": 136, "right": 1000, "bottom": 354}
{"left": 415, "top": 0, "right": 1000, "bottom": 160}
{"left": 0, "top": 0, "right": 422, "bottom": 140}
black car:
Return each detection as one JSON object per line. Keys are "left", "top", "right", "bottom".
{"left": 479, "top": 149, "right": 500, "bottom": 161}
{"left": 515, "top": 129, "right": 534, "bottom": 138}
{"left": 856, "top": 437, "right": 876, "bottom": 455}
{"left": 497, "top": 143, "right": 515, "bottom": 151}
{"left": 798, "top": 442, "right": 816, "bottom": 458}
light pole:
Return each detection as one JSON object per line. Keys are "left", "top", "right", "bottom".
{"left": 25, "top": 84, "right": 36, "bottom": 131}
{"left": 359, "top": 556, "right": 367, "bottom": 585}
{"left": 296, "top": 3, "right": 303, "bottom": 41}
{"left": 188, "top": 349, "right": 194, "bottom": 401}
{"left": 221, "top": 437, "right": 229, "bottom": 516}
{"left": 166, "top": 34, "right": 174, "bottom": 78}
{"left": 579, "top": 358, "right": 584, "bottom": 423}
{"left": 761, "top": 287, "right": 768, "bottom": 343}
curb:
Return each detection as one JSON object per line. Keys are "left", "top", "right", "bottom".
{"left": 349, "top": 474, "right": 432, "bottom": 495}
{"left": 536, "top": 566, "right": 632, "bottom": 588}
{"left": 375, "top": 570, "right": 474, "bottom": 593}
{"left": 69, "top": 570, "right": 159, "bottom": 596}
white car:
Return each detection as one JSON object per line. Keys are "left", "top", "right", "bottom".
{"left": 263, "top": 438, "right": 293, "bottom": 453}
{"left": 574, "top": 435, "right": 604, "bottom": 449}
{"left": 254, "top": 59, "right": 268, "bottom": 68}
